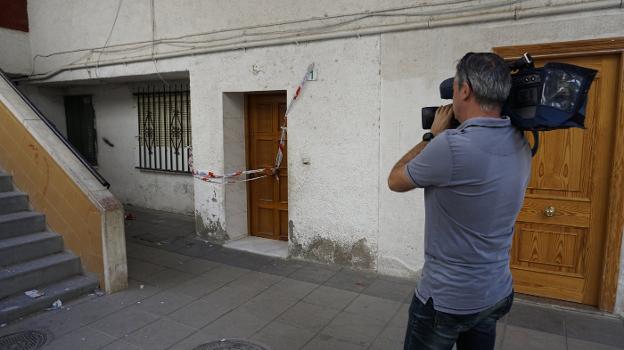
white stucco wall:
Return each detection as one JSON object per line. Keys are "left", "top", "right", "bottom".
{"left": 188, "top": 37, "right": 381, "bottom": 269}
{"left": 223, "top": 92, "right": 248, "bottom": 241}
{"left": 17, "top": 85, "right": 68, "bottom": 137}
{"left": 20, "top": 81, "right": 195, "bottom": 215}
{"left": 15, "top": 0, "right": 624, "bottom": 315}
{"left": 0, "top": 27, "right": 30, "bottom": 75}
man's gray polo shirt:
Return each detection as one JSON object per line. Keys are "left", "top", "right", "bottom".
{"left": 406, "top": 117, "right": 531, "bottom": 314}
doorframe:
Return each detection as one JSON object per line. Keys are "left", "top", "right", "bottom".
{"left": 243, "top": 91, "right": 288, "bottom": 240}
{"left": 493, "top": 37, "right": 624, "bottom": 312}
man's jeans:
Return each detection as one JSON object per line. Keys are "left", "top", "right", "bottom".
{"left": 403, "top": 291, "right": 514, "bottom": 350}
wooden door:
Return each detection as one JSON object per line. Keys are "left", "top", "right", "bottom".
{"left": 508, "top": 55, "right": 619, "bottom": 305}
{"left": 246, "top": 93, "right": 288, "bottom": 241}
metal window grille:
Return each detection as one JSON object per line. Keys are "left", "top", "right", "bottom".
{"left": 135, "top": 84, "right": 192, "bottom": 173}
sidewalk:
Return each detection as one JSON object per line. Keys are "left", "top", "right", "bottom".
{"left": 0, "top": 206, "right": 622, "bottom": 349}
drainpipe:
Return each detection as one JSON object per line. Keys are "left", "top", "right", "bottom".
{"left": 21, "top": 0, "right": 623, "bottom": 82}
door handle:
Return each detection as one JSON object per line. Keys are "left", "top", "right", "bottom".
{"left": 544, "top": 206, "right": 556, "bottom": 217}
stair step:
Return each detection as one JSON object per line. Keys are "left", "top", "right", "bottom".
{"left": 0, "top": 211, "right": 46, "bottom": 239}
{"left": 0, "top": 174, "right": 11, "bottom": 193}
{"left": 0, "top": 252, "right": 81, "bottom": 299}
{"left": 0, "top": 273, "right": 99, "bottom": 323}
{"left": 0, "top": 231, "right": 63, "bottom": 267}
{"left": 0, "top": 191, "right": 29, "bottom": 215}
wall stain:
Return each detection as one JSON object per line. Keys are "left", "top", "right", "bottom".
{"left": 195, "top": 211, "right": 229, "bottom": 243}
{"left": 289, "top": 220, "right": 374, "bottom": 269}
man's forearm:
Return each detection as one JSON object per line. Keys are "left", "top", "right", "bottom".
{"left": 391, "top": 141, "right": 429, "bottom": 173}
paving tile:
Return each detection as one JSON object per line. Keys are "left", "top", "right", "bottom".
{"left": 125, "top": 317, "right": 196, "bottom": 350}
{"left": 344, "top": 294, "right": 403, "bottom": 323}
{"left": 201, "top": 284, "right": 269, "bottom": 309}
{"left": 506, "top": 302, "right": 566, "bottom": 335}
{"left": 302, "top": 333, "right": 367, "bottom": 350}
{"left": 206, "top": 249, "right": 275, "bottom": 270}
{"left": 154, "top": 235, "right": 199, "bottom": 253}
{"left": 500, "top": 325, "right": 565, "bottom": 350}
{"left": 126, "top": 243, "right": 168, "bottom": 261}
{"left": 169, "top": 264, "right": 251, "bottom": 298}
{"left": 495, "top": 320, "right": 506, "bottom": 350}
{"left": 390, "top": 303, "right": 410, "bottom": 328}
{"left": 19, "top": 298, "right": 121, "bottom": 337}
{"left": 43, "top": 326, "right": 116, "bottom": 350}
{"left": 90, "top": 305, "right": 160, "bottom": 337}
{"left": 567, "top": 338, "right": 624, "bottom": 350}
{"left": 362, "top": 278, "right": 415, "bottom": 303}
{"left": 167, "top": 329, "right": 222, "bottom": 350}
{"left": 139, "top": 250, "right": 194, "bottom": 269}
{"left": 131, "top": 232, "right": 175, "bottom": 248}
{"left": 288, "top": 264, "right": 339, "bottom": 284}
{"left": 199, "top": 308, "right": 272, "bottom": 339}
{"left": 369, "top": 336, "right": 404, "bottom": 350}
{"left": 139, "top": 267, "right": 196, "bottom": 289}
{"left": 260, "top": 277, "right": 318, "bottom": 301}
{"left": 175, "top": 239, "right": 221, "bottom": 258}
{"left": 125, "top": 241, "right": 149, "bottom": 255}
{"left": 168, "top": 257, "right": 220, "bottom": 275}
{"left": 201, "top": 246, "right": 245, "bottom": 264}
{"left": 100, "top": 340, "right": 144, "bottom": 350}
{"left": 0, "top": 312, "right": 80, "bottom": 340}
{"left": 564, "top": 311, "right": 624, "bottom": 347}
{"left": 324, "top": 269, "right": 378, "bottom": 293}
{"left": 303, "top": 285, "right": 359, "bottom": 310}
{"left": 168, "top": 274, "right": 230, "bottom": 299}
{"left": 135, "top": 290, "right": 196, "bottom": 315}
{"left": 239, "top": 292, "right": 299, "bottom": 322}
{"left": 372, "top": 322, "right": 406, "bottom": 348}
{"left": 251, "top": 320, "right": 316, "bottom": 350}
{"left": 102, "top": 279, "right": 162, "bottom": 308}
{"left": 256, "top": 257, "right": 305, "bottom": 276}
{"left": 321, "top": 311, "right": 387, "bottom": 347}
{"left": 169, "top": 298, "right": 234, "bottom": 329}
{"left": 201, "top": 263, "right": 251, "bottom": 281}
{"left": 277, "top": 301, "right": 340, "bottom": 333}
{"left": 127, "top": 258, "right": 167, "bottom": 281}
{"left": 226, "top": 271, "right": 284, "bottom": 291}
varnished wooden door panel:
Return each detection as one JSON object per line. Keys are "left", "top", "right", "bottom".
{"left": 510, "top": 55, "right": 619, "bottom": 305}
{"left": 247, "top": 93, "right": 288, "bottom": 241}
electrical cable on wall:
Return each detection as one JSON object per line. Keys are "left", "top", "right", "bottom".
{"left": 187, "top": 63, "right": 315, "bottom": 184}
{"left": 25, "top": 0, "right": 532, "bottom": 79}
{"left": 94, "top": 0, "right": 124, "bottom": 77}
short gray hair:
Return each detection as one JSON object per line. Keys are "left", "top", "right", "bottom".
{"left": 455, "top": 52, "right": 511, "bottom": 112}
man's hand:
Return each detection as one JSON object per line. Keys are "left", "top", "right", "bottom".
{"left": 431, "top": 104, "right": 454, "bottom": 136}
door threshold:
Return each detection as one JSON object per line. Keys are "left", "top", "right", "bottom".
{"left": 514, "top": 293, "right": 618, "bottom": 318}
{"left": 223, "top": 236, "right": 288, "bottom": 259}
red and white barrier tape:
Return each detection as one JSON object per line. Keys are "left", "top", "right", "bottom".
{"left": 188, "top": 63, "right": 315, "bottom": 184}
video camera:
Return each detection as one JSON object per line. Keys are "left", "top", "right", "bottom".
{"left": 421, "top": 53, "right": 597, "bottom": 155}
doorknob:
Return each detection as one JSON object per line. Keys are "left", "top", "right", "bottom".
{"left": 544, "top": 206, "right": 556, "bottom": 217}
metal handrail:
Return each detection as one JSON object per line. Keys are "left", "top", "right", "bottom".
{"left": 0, "top": 69, "right": 110, "bottom": 188}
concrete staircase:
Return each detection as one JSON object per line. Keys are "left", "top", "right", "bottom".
{"left": 0, "top": 171, "right": 98, "bottom": 323}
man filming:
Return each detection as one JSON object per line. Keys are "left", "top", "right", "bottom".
{"left": 388, "top": 52, "right": 532, "bottom": 350}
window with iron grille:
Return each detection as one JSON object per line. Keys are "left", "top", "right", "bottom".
{"left": 135, "top": 85, "right": 192, "bottom": 173}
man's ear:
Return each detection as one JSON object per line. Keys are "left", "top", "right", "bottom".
{"left": 460, "top": 82, "right": 471, "bottom": 101}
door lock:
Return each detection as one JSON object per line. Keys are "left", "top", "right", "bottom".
{"left": 544, "top": 206, "right": 556, "bottom": 217}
